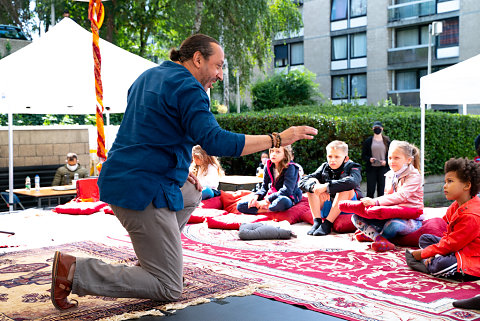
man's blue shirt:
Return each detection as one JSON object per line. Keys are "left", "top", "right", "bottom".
{"left": 98, "top": 61, "right": 245, "bottom": 211}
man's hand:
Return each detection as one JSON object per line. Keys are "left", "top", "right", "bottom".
{"left": 370, "top": 158, "right": 376, "bottom": 164}
{"left": 187, "top": 172, "right": 202, "bottom": 191}
{"left": 381, "top": 160, "right": 386, "bottom": 166}
{"left": 360, "top": 197, "right": 376, "bottom": 207}
{"left": 279, "top": 126, "right": 317, "bottom": 146}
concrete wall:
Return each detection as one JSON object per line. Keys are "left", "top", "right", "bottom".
{"left": 366, "top": 0, "right": 390, "bottom": 105}
{"left": 303, "top": 0, "right": 332, "bottom": 98}
{"left": 459, "top": 0, "right": 480, "bottom": 61}
{"left": 0, "top": 38, "right": 30, "bottom": 59}
{"left": 0, "top": 126, "right": 90, "bottom": 169}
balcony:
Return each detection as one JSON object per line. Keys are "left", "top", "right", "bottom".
{"left": 388, "top": 45, "right": 428, "bottom": 66}
{"left": 388, "top": 90, "right": 420, "bottom": 107}
{"left": 388, "top": 0, "right": 436, "bottom": 22}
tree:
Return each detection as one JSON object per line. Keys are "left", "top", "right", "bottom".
{"left": 174, "top": 0, "right": 303, "bottom": 107}
{"left": 0, "top": 0, "right": 33, "bottom": 36}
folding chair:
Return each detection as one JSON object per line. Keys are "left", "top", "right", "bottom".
{"left": 1, "top": 192, "right": 26, "bottom": 210}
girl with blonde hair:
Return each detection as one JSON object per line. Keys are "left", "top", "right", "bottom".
{"left": 190, "top": 145, "right": 224, "bottom": 200}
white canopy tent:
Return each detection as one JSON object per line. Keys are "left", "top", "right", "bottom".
{"left": 0, "top": 18, "right": 157, "bottom": 211}
{"left": 419, "top": 53, "right": 480, "bottom": 180}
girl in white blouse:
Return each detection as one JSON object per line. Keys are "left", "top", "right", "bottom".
{"left": 190, "top": 145, "right": 225, "bottom": 199}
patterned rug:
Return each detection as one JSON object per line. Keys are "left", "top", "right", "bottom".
{"left": 179, "top": 223, "right": 480, "bottom": 321}
{"left": 0, "top": 241, "right": 262, "bottom": 321}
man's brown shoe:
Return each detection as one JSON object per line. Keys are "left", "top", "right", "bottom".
{"left": 51, "top": 251, "right": 78, "bottom": 310}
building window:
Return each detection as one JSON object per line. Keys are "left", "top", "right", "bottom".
{"left": 332, "top": 73, "right": 367, "bottom": 99}
{"left": 351, "top": 32, "right": 366, "bottom": 58}
{"left": 331, "top": 0, "right": 348, "bottom": 21}
{"left": 274, "top": 42, "right": 304, "bottom": 68}
{"left": 332, "top": 32, "right": 366, "bottom": 61}
{"left": 350, "top": 0, "right": 367, "bottom": 17}
{"left": 351, "top": 74, "right": 367, "bottom": 97}
{"left": 274, "top": 44, "right": 288, "bottom": 67}
{"left": 331, "top": 0, "right": 366, "bottom": 21}
{"left": 290, "top": 42, "right": 304, "bottom": 65}
{"left": 395, "top": 69, "right": 427, "bottom": 90}
{"left": 438, "top": 18, "right": 459, "bottom": 48}
{"left": 395, "top": 25, "right": 428, "bottom": 47}
{"left": 332, "top": 36, "right": 348, "bottom": 60}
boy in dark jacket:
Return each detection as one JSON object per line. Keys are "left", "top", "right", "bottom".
{"left": 299, "top": 140, "right": 362, "bottom": 236}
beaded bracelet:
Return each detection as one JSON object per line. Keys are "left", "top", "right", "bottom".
{"left": 272, "top": 132, "right": 282, "bottom": 148}
{"left": 267, "top": 133, "right": 274, "bottom": 148}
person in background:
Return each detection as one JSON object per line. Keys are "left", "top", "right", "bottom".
{"left": 362, "top": 121, "right": 390, "bottom": 198}
{"left": 52, "top": 152, "right": 89, "bottom": 186}
{"left": 190, "top": 145, "right": 224, "bottom": 200}
{"left": 299, "top": 140, "right": 362, "bottom": 236}
{"left": 256, "top": 152, "right": 269, "bottom": 177}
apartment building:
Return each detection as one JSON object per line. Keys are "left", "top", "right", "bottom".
{"left": 273, "top": 0, "right": 480, "bottom": 110}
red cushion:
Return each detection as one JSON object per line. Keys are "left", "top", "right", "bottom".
{"left": 102, "top": 205, "right": 115, "bottom": 215}
{"left": 262, "top": 197, "right": 313, "bottom": 225}
{"left": 53, "top": 201, "right": 107, "bottom": 215}
{"left": 333, "top": 214, "right": 356, "bottom": 233}
{"left": 220, "top": 190, "right": 253, "bottom": 214}
{"left": 198, "top": 196, "right": 223, "bottom": 209}
{"left": 76, "top": 178, "right": 100, "bottom": 202}
{"left": 366, "top": 205, "right": 423, "bottom": 220}
{"left": 188, "top": 208, "right": 227, "bottom": 224}
{"left": 391, "top": 217, "right": 447, "bottom": 247}
{"left": 207, "top": 213, "right": 270, "bottom": 230}
{"left": 339, "top": 200, "right": 422, "bottom": 220}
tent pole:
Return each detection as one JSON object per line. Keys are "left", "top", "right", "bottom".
{"left": 421, "top": 102, "right": 425, "bottom": 186}
{"left": 3, "top": 93, "right": 14, "bottom": 213}
{"left": 463, "top": 103, "right": 467, "bottom": 115}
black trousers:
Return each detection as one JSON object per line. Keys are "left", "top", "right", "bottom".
{"left": 365, "top": 166, "right": 389, "bottom": 198}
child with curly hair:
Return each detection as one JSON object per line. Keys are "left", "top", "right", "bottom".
{"left": 406, "top": 158, "right": 480, "bottom": 282}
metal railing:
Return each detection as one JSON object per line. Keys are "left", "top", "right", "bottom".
{"left": 388, "top": 0, "right": 436, "bottom": 22}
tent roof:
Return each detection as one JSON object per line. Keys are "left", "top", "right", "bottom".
{"left": 0, "top": 18, "right": 157, "bottom": 114}
{"left": 420, "top": 53, "right": 480, "bottom": 105}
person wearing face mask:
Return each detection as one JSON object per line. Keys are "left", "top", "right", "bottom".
{"left": 340, "top": 140, "right": 424, "bottom": 252}
{"left": 51, "top": 152, "right": 89, "bottom": 186}
{"left": 361, "top": 121, "right": 391, "bottom": 198}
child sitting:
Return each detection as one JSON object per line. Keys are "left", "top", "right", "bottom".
{"left": 406, "top": 158, "right": 480, "bottom": 281}
{"left": 190, "top": 145, "right": 224, "bottom": 200}
{"left": 340, "top": 140, "right": 423, "bottom": 252}
{"left": 299, "top": 140, "right": 362, "bottom": 236}
{"left": 237, "top": 145, "right": 302, "bottom": 214}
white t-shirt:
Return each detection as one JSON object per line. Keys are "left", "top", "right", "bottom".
{"left": 197, "top": 164, "right": 220, "bottom": 190}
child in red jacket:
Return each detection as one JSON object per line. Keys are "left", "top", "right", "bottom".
{"left": 406, "top": 158, "right": 480, "bottom": 281}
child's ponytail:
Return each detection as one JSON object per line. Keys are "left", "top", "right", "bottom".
{"left": 411, "top": 144, "right": 421, "bottom": 172}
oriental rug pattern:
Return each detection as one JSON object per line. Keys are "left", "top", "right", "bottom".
{"left": 180, "top": 223, "right": 480, "bottom": 321}
{"left": 0, "top": 241, "right": 261, "bottom": 321}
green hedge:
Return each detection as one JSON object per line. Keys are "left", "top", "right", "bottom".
{"left": 216, "top": 105, "right": 480, "bottom": 177}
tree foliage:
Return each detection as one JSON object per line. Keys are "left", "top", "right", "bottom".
{"left": 3, "top": 0, "right": 301, "bottom": 88}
